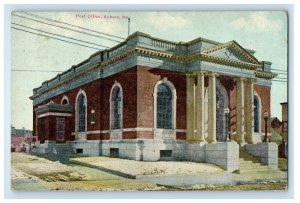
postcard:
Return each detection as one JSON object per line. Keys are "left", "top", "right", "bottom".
{"left": 10, "top": 11, "right": 288, "bottom": 192}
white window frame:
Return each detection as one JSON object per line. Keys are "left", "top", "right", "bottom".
{"left": 60, "top": 95, "right": 69, "bottom": 105}
{"left": 254, "top": 91, "right": 262, "bottom": 134}
{"left": 109, "top": 81, "right": 123, "bottom": 131}
{"left": 153, "top": 77, "right": 177, "bottom": 132}
{"left": 75, "top": 89, "right": 87, "bottom": 134}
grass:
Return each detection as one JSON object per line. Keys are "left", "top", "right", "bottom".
{"left": 160, "top": 182, "right": 288, "bottom": 191}
{"left": 278, "top": 158, "right": 288, "bottom": 171}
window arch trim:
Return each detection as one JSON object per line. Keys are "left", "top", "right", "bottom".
{"left": 254, "top": 91, "right": 262, "bottom": 134}
{"left": 109, "top": 81, "right": 123, "bottom": 130}
{"left": 75, "top": 89, "right": 87, "bottom": 133}
{"left": 61, "top": 95, "right": 69, "bottom": 105}
{"left": 153, "top": 77, "right": 177, "bottom": 130}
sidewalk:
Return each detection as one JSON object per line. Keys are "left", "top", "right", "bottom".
{"left": 70, "top": 156, "right": 224, "bottom": 178}
{"left": 70, "top": 156, "right": 287, "bottom": 187}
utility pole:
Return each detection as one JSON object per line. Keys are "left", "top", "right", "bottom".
{"left": 128, "top": 17, "right": 130, "bottom": 36}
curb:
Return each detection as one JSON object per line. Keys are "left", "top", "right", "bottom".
{"left": 69, "top": 159, "right": 136, "bottom": 179}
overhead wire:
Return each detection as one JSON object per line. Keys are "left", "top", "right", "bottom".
{"left": 11, "top": 69, "right": 63, "bottom": 73}
{"left": 23, "top": 12, "right": 126, "bottom": 40}
{"left": 271, "top": 68, "right": 288, "bottom": 73}
{"left": 14, "top": 12, "right": 179, "bottom": 52}
{"left": 12, "top": 22, "right": 110, "bottom": 49}
{"left": 11, "top": 27, "right": 101, "bottom": 51}
{"left": 12, "top": 13, "right": 123, "bottom": 44}
{"left": 12, "top": 13, "right": 290, "bottom": 82}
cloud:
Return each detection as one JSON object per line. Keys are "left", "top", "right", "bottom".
{"left": 230, "top": 12, "right": 283, "bottom": 33}
{"left": 145, "top": 12, "right": 192, "bottom": 31}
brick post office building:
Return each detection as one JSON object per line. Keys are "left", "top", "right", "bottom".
{"left": 30, "top": 32, "right": 278, "bottom": 171}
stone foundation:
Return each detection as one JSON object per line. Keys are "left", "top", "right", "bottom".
{"left": 69, "top": 140, "right": 101, "bottom": 156}
{"left": 205, "top": 142, "right": 239, "bottom": 172}
{"left": 33, "top": 139, "right": 241, "bottom": 172}
{"left": 71, "top": 139, "right": 240, "bottom": 172}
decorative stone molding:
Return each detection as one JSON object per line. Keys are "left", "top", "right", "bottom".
{"left": 60, "top": 95, "right": 69, "bottom": 104}
{"left": 30, "top": 34, "right": 276, "bottom": 106}
{"left": 201, "top": 41, "right": 259, "bottom": 64}
{"left": 255, "top": 70, "right": 277, "bottom": 79}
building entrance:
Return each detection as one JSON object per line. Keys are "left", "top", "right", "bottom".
{"left": 216, "top": 81, "right": 229, "bottom": 142}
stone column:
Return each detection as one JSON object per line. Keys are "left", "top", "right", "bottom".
{"left": 236, "top": 77, "right": 245, "bottom": 144}
{"left": 195, "top": 71, "right": 205, "bottom": 143}
{"left": 245, "top": 78, "right": 255, "bottom": 144}
{"left": 207, "top": 72, "right": 216, "bottom": 143}
{"left": 186, "top": 73, "right": 195, "bottom": 142}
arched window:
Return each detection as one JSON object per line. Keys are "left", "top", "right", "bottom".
{"left": 61, "top": 95, "right": 69, "bottom": 105}
{"left": 62, "top": 99, "right": 68, "bottom": 105}
{"left": 77, "top": 94, "right": 86, "bottom": 132}
{"left": 156, "top": 83, "right": 172, "bottom": 129}
{"left": 254, "top": 95, "right": 260, "bottom": 133}
{"left": 111, "top": 85, "right": 122, "bottom": 129}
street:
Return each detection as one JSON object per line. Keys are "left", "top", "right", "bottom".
{"left": 11, "top": 153, "right": 287, "bottom": 191}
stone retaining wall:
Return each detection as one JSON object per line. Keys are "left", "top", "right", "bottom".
{"left": 245, "top": 142, "right": 278, "bottom": 170}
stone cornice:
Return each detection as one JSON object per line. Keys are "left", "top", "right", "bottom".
{"left": 255, "top": 70, "right": 278, "bottom": 79}
{"left": 135, "top": 47, "right": 261, "bottom": 70}
{"left": 201, "top": 41, "right": 259, "bottom": 65}
{"left": 31, "top": 46, "right": 274, "bottom": 100}
{"left": 195, "top": 53, "right": 261, "bottom": 70}
{"left": 35, "top": 103, "right": 73, "bottom": 114}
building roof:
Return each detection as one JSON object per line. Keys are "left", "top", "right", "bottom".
{"left": 11, "top": 126, "right": 32, "bottom": 137}
{"left": 30, "top": 31, "right": 277, "bottom": 105}
{"left": 35, "top": 103, "right": 73, "bottom": 114}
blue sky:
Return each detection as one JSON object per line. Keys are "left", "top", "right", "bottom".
{"left": 11, "top": 11, "right": 287, "bottom": 130}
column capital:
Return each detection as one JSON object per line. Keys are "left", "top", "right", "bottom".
{"left": 186, "top": 73, "right": 196, "bottom": 78}
{"left": 195, "top": 70, "right": 206, "bottom": 76}
{"left": 245, "top": 77, "right": 257, "bottom": 84}
{"left": 234, "top": 76, "right": 246, "bottom": 82}
{"left": 206, "top": 71, "right": 218, "bottom": 77}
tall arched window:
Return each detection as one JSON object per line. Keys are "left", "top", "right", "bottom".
{"left": 156, "top": 83, "right": 172, "bottom": 129}
{"left": 254, "top": 95, "right": 260, "bottom": 133}
{"left": 78, "top": 94, "right": 86, "bottom": 132}
{"left": 111, "top": 86, "right": 122, "bottom": 129}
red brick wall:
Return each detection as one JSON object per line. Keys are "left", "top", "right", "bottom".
{"left": 137, "top": 131, "right": 152, "bottom": 139}
{"left": 32, "top": 108, "right": 36, "bottom": 137}
{"left": 254, "top": 85, "right": 271, "bottom": 133}
{"left": 33, "top": 79, "right": 101, "bottom": 139}
{"left": 217, "top": 77, "right": 271, "bottom": 134}
{"left": 44, "top": 116, "right": 50, "bottom": 141}
{"left": 100, "top": 67, "right": 137, "bottom": 131}
{"left": 32, "top": 65, "right": 272, "bottom": 142}
{"left": 136, "top": 66, "right": 187, "bottom": 139}
{"left": 123, "top": 131, "right": 137, "bottom": 139}
{"left": 87, "top": 134, "right": 101, "bottom": 140}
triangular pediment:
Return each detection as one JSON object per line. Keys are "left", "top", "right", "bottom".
{"left": 201, "top": 41, "right": 259, "bottom": 65}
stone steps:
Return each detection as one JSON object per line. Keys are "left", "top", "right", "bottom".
{"left": 239, "top": 151, "right": 261, "bottom": 163}
{"left": 239, "top": 161, "right": 262, "bottom": 168}
{"left": 31, "top": 143, "right": 77, "bottom": 164}
{"left": 238, "top": 150, "right": 271, "bottom": 173}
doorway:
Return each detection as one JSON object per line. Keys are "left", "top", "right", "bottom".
{"left": 216, "top": 81, "right": 229, "bottom": 142}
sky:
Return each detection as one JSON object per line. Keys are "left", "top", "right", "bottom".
{"left": 10, "top": 11, "right": 288, "bottom": 130}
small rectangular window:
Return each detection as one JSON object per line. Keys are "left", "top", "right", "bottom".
{"left": 160, "top": 150, "right": 172, "bottom": 158}
{"left": 110, "top": 148, "right": 119, "bottom": 158}
{"left": 91, "top": 112, "right": 95, "bottom": 124}
{"left": 76, "top": 148, "right": 83, "bottom": 154}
